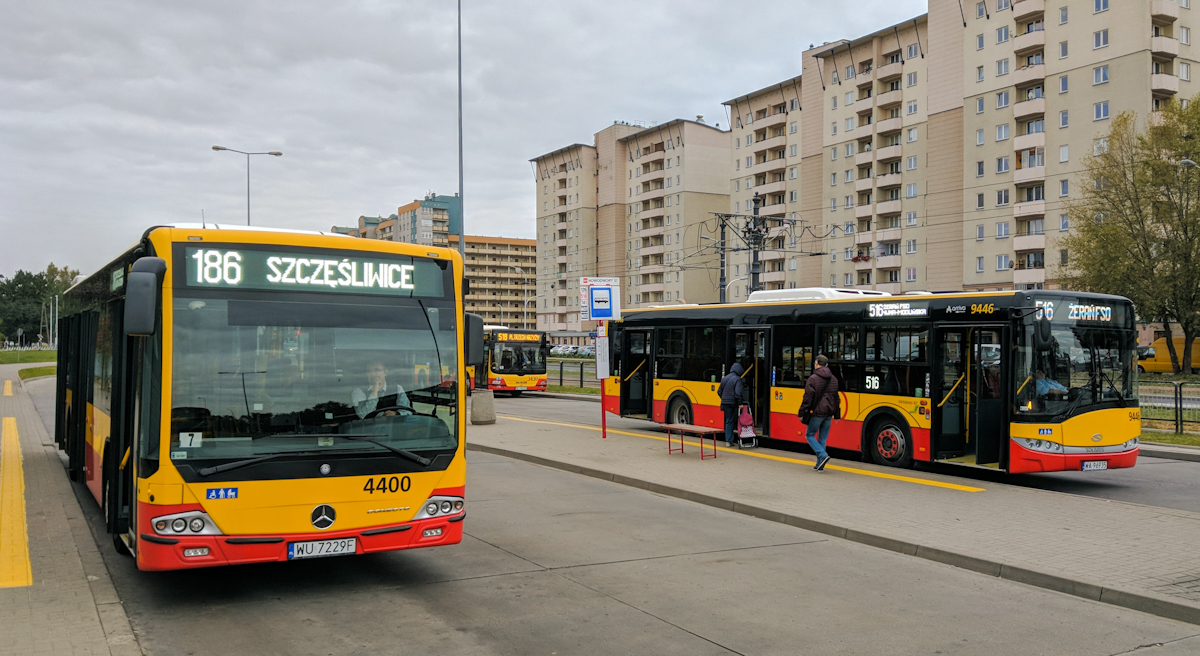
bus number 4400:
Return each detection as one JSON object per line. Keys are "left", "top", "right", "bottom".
{"left": 363, "top": 476, "right": 411, "bottom": 494}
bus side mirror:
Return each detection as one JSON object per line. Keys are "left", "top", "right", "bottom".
{"left": 1033, "top": 317, "right": 1052, "bottom": 351}
{"left": 464, "top": 313, "right": 485, "bottom": 366}
{"left": 124, "top": 257, "right": 166, "bottom": 337}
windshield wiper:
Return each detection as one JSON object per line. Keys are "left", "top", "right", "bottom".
{"left": 258, "top": 432, "right": 433, "bottom": 467}
{"left": 197, "top": 449, "right": 329, "bottom": 477}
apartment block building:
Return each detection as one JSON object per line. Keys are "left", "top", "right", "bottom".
{"left": 450, "top": 234, "right": 537, "bottom": 330}
{"left": 722, "top": 75, "right": 805, "bottom": 299}
{"left": 532, "top": 120, "right": 730, "bottom": 337}
{"left": 725, "top": 0, "right": 1197, "bottom": 294}
{"left": 390, "top": 193, "right": 461, "bottom": 247}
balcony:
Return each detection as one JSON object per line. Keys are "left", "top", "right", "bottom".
{"left": 760, "top": 202, "right": 787, "bottom": 216}
{"left": 642, "top": 148, "right": 666, "bottom": 162}
{"left": 855, "top": 149, "right": 875, "bottom": 166}
{"left": 876, "top": 254, "right": 902, "bottom": 269}
{"left": 876, "top": 199, "right": 903, "bottom": 215}
{"left": 643, "top": 167, "right": 667, "bottom": 182}
{"left": 1152, "top": 0, "right": 1180, "bottom": 22}
{"left": 856, "top": 70, "right": 874, "bottom": 88}
{"left": 755, "top": 180, "right": 787, "bottom": 196}
{"left": 856, "top": 204, "right": 875, "bottom": 219}
{"left": 556, "top": 255, "right": 567, "bottom": 264}
{"left": 762, "top": 270, "right": 788, "bottom": 283}
{"left": 641, "top": 224, "right": 665, "bottom": 237}
{"left": 556, "top": 238, "right": 568, "bottom": 247}
{"left": 1013, "top": 98, "right": 1045, "bottom": 120}
{"left": 876, "top": 90, "right": 904, "bottom": 109}
{"left": 639, "top": 282, "right": 665, "bottom": 293}
{"left": 1013, "top": 267, "right": 1046, "bottom": 285}
{"left": 1013, "top": 131, "right": 1045, "bottom": 152}
{"left": 875, "top": 145, "right": 903, "bottom": 162}
{"left": 876, "top": 173, "right": 902, "bottom": 189}
{"left": 1151, "top": 35, "right": 1180, "bottom": 58}
{"left": 875, "top": 117, "right": 904, "bottom": 135}
{"left": 1013, "top": 29, "right": 1045, "bottom": 56}
{"left": 556, "top": 288, "right": 569, "bottom": 297}
{"left": 759, "top": 111, "right": 789, "bottom": 129}
{"left": 855, "top": 230, "right": 875, "bottom": 245}
{"left": 875, "top": 282, "right": 903, "bottom": 294}
{"left": 760, "top": 157, "right": 788, "bottom": 173}
{"left": 1014, "top": 233, "right": 1045, "bottom": 252}
{"left": 878, "top": 61, "right": 904, "bottom": 80}
{"left": 1152, "top": 73, "right": 1180, "bottom": 95}
{"left": 641, "top": 245, "right": 664, "bottom": 256}
{"left": 854, "top": 258, "right": 874, "bottom": 272}
{"left": 857, "top": 101, "right": 875, "bottom": 116}
{"left": 761, "top": 250, "right": 786, "bottom": 261}
{"left": 1013, "top": 200, "right": 1046, "bottom": 218}
{"left": 641, "top": 205, "right": 666, "bottom": 218}
{"left": 1014, "top": 166, "right": 1046, "bottom": 186}
{"left": 555, "top": 221, "right": 567, "bottom": 230}
{"left": 876, "top": 227, "right": 902, "bottom": 242}
{"left": 1015, "top": 64, "right": 1045, "bottom": 87}
{"left": 1013, "top": 0, "right": 1044, "bottom": 22}
{"left": 752, "top": 134, "right": 787, "bottom": 154}
{"left": 855, "top": 177, "right": 875, "bottom": 193}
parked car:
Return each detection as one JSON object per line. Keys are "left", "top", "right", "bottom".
{"left": 550, "top": 345, "right": 568, "bottom": 355}
{"left": 578, "top": 345, "right": 595, "bottom": 356}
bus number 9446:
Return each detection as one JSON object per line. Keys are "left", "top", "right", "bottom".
{"left": 363, "top": 476, "right": 411, "bottom": 494}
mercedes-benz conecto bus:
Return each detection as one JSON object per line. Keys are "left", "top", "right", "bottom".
{"left": 467, "top": 326, "right": 549, "bottom": 396}
{"left": 55, "top": 224, "right": 484, "bottom": 570}
{"left": 602, "top": 289, "right": 1139, "bottom": 474}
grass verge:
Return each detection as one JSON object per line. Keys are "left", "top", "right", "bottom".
{"left": 1142, "top": 431, "right": 1200, "bottom": 448}
{"left": 0, "top": 350, "right": 56, "bottom": 365}
{"left": 545, "top": 385, "right": 600, "bottom": 395}
{"left": 17, "top": 365, "right": 56, "bottom": 380}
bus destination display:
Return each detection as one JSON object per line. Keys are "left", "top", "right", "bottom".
{"left": 184, "top": 247, "right": 443, "bottom": 296}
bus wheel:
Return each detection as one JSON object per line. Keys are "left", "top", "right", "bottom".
{"left": 869, "top": 418, "right": 913, "bottom": 469}
{"left": 510, "top": 391, "right": 523, "bottom": 398}
{"left": 668, "top": 397, "right": 693, "bottom": 425}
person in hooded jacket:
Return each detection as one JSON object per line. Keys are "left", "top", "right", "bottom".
{"left": 716, "top": 363, "right": 746, "bottom": 446}
{"left": 797, "top": 354, "right": 840, "bottom": 471}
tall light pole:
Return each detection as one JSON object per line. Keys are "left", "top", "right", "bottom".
{"left": 456, "top": 0, "right": 466, "bottom": 261}
{"left": 509, "top": 266, "right": 529, "bottom": 328}
{"left": 212, "top": 146, "right": 282, "bottom": 225}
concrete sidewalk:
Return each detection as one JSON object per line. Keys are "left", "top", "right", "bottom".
{"left": 466, "top": 409, "right": 1200, "bottom": 627}
{"left": 0, "top": 364, "right": 141, "bottom": 656}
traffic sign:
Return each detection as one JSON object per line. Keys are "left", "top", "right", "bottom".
{"left": 580, "top": 277, "right": 620, "bottom": 322}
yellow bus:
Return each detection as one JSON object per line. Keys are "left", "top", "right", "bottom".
{"left": 604, "top": 289, "right": 1140, "bottom": 474}
{"left": 55, "top": 224, "right": 483, "bottom": 570}
{"left": 466, "top": 326, "right": 549, "bottom": 396}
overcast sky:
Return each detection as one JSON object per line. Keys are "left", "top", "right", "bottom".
{"left": 0, "top": 0, "right": 926, "bottom": 278}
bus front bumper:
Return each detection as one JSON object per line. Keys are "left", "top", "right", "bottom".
{"left": 135, "top": 504, "right": 464, "bottom": 571}
{"left": 1008, "top": 439, "right": 1139, "bottom": 474}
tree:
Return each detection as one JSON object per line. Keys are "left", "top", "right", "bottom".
{"left": 1060, "top": 102, "right": 1200, "bottom": 373}
{"left": 0, "top": 263, "right": 79, "bottom": 346}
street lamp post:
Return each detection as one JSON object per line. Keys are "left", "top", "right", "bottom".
{"left": 509, "top": 266, "right": 530, "bottom": 329}
{"left": 212, "top": 146, "right": 282, "bottom": 225}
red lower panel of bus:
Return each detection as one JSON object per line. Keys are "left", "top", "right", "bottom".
{"left": 651, "top": 399, "right": 723, "bottom": 428}
{"left": 1007, "top": 440, "right": 1138, "bottom": 474}
{"left": 135, "top": 502, "right": 464, "bottom": 571}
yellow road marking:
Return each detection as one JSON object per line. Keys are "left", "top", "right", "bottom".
{"left": 0, "top": 417, "right": 33, "bottom": 587}
{"left": 498, "top": 414, "right": 985, "bottom": 493}
{"left": 3, "top": 380, "right": 11, "bottom": 396}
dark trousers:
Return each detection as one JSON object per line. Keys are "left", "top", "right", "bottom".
{"left": 722, "top": 405, "right": 738, "bottom": 444}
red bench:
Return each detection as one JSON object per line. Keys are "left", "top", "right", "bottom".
{"left": 662, "top": 424, "right": 726, "bottom": 460}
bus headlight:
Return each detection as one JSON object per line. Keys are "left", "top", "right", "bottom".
{"left": 1122, "top": 437, "right": 1140, "bottom": 450}
{"left": 152, "top": 511, "right": 223, "bottom": 536}
{"left": 413, "top": 496, "right": 464, "bottom": 520}
{"left": 1016, "top": 438, "right": 1064, "bottom": 453}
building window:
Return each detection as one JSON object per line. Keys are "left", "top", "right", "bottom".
{"left": 1094, "top": 0, "right": 1107, "bottom": 12}
{"left": 976, "top": 97, "right": 985, "bottom": 113}
{"left": 998, "top": 0, "right": 1010, "bottom": 9}
{"left": 1059, "top": 41, "right": 1068, "bottom": 59}
{"left": 977, "top": 2, "right": 986, "bottom": 18}
{"left": 997, "top": 221, "right": 1010, "bottom": 238}
{"left": 908, "top": 100, "right": 918, "bottom": 115}
{"left": 907, "top": 212, "right": 918, "bottom": 226}
{"left": 977, "top": 195, "right": 986, "bottom": 212}
{"left": 908, "top": 128, "right": 918, "bottom": 142}
{"left": 906, "top": 267, "right": 917, "bottom": 282}
{"left": 1060, "top": 144, "right": 1069, "bottom": 162}
{"left": 909, "top": 44, "right": 919, "bottom": 59}
{"left": 831, "top": 148, "right": 837, "bottom": 161}
{"left": 1060, "top": 6, "right": 1068, "bottom": 23}
{"left": 907, "top": 72, "right": 918, "bottom": 87}
{"left": 831, "top": 198, "right": 838, "bottom": 211}
{"left": 997, "top": 254, "right": 1012, "bottom": 270}
{"left": 1183, "top": 63, "right": 1192, "bottom": 82}
{"left": 1094, "top": 137, "right": 1109, "bottom": 155}
{"left": 997, "top": 189, "right": 1010, "bottom": 206}
{"left": 997, "top": 59, "right": 1010, "bottom": 76}
{"left": 997, "top": 91, "right": 1010, "bottom": 108}
{"left": 996, "top": 124, "right": 1010, "bottom": 141}
{"left": 977, "top": 129, "right": 985, "bottom": 145}
{"left": 1183, "top": 27, "right": 1192, "bottom": 45}
{"left": 831, "top": 250, "right": 837, "bottom": 262}
{"left": 831, "top": 122, "right": 837, "bottom": 135}
{"left": 1061, "top": 214, "right": 1070, "bottom": 231}
{"left": 997, "top": 26, "right": 1010, "bottom": 43}
{"left": 790, "top": 190, "right": 798, "bottom": 202}
{"left": 831, "top": 173, "right": 837, "bottom": 186}
{"left": 790, "top": 145, "right": 798, "bottom": 157}
{"left": 846, "top": 117, "right": 856, "bottom": 131}
{"left": 1060, "top": 110, "right": 1069, "bottom": 128}
{"left": 907, "top": 156, "right": 918, "bottom": 170}
{"left": 907, "top": 239, "right": 918, "bottom": 254}
{"left": 977, "top": 34, "right": 985, "bottom": 50}
{"left": 790, "top": 121, "right": 798, "bottom": 133}
{"left": 790, "top": 167, "right": 798, "bottom": 179}
{"left": 1060, "top": 180, "right": 1069, "bottom": 197}
{"left": 846, "top": 91, "right": 855, "bottom": 105}
{"left": 846, "top": 143, "right": 855, "bottom": 156}
{"left": 1059, "top": 75, "right": 1068, "bottom": 93}
{"left": 1093, "top": 65, "right": 1109, "bottom": 85}
{"left": 977, "top": 257, "right": 985, "bottom": 273}
{"left": 907, "top": 183, "right": 918, "bottom": 198}
{"left": 977, "top": 161, "right": 985, "bottom": 177}
{"left": 997, "top": 156, "right": 1010, "bottom": 173}
{"left": 1094, "top": 101, "right": 1110, "bottom": 121}
{"left": 977, "top": 66, "right": 985, "bottom": 82}
{"left": 1094, "top": 29, "right": 1108, "bottom": 49}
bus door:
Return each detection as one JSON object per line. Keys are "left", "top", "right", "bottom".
{"left": 621, "top": 329, "right": 652, "bottom": 416}
{"left": 729, "top": 328, "right": 770, "bottom": 433}
{"left": 932, "top": 325, "right": 1006, "bottom": 465}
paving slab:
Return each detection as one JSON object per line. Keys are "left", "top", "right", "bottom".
{"left": 463, "top": 404, "right": 1200, "bottom": 627}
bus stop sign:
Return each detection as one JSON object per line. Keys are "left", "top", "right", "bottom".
{"left": 579, "top": 277, "right": 620, "bottom": 321}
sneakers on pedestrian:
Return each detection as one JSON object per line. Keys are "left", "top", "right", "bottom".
{"left": 816, "top": 455, "right": 831, "bottom": 471}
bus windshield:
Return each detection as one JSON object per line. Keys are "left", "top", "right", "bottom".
{"left": 491, "top": 341, "right": 546, "bottom": 374}
{"left": 169, "top": 294, "right": 458, "bottom": 473}
{"left": 1013, "top": 305, "right": 1138, "bottom": 421}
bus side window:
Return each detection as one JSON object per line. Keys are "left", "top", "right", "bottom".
{"left": 775, "top": 324, "right": 813, "bottom": 385}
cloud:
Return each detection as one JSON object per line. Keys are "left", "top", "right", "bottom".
{"left": 0, "top": 0, "right": 926, "bottom": 277}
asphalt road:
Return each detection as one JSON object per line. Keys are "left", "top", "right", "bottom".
{"left": 503, "top": 394, "right": 1200, "bottom": 516}
{"left": 22, "top": 379, "right": 1200, "bottom": 655}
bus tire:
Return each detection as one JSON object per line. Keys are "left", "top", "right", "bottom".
{"left": 868, "top": 416, "right": 914, "bottom": 469}
{"left": 667, "top": 395, "right": 693, "bottom": 426}
{"left": 510, "top": 390, "right": 523, "bottom": 398}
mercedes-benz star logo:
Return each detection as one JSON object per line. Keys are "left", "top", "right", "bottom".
{"left": 311, "top": 504, "right": 336, "bottom": 530}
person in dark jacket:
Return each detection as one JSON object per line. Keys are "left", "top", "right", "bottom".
{"left": 797, "top": 354, "right": 840, "bottom": 471}
{"left": 716, "top": 363, "right": 746, "bottom": 446}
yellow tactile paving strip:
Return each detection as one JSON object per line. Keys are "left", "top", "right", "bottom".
{"left": 3, "top": 380, "right": 12, "bottom": 396}
{"left": 0, "top": 416, "right": 33, "bottom": 587}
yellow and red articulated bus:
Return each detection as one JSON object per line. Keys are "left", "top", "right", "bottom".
{"left": 603, "top": 288, "right": 1140, "bottom": 474}
{"left": 55, "top": 224, "right": 484, "bottom": 570}
{"left": 466, "top": 326, "right": 549, "bottom": 397}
